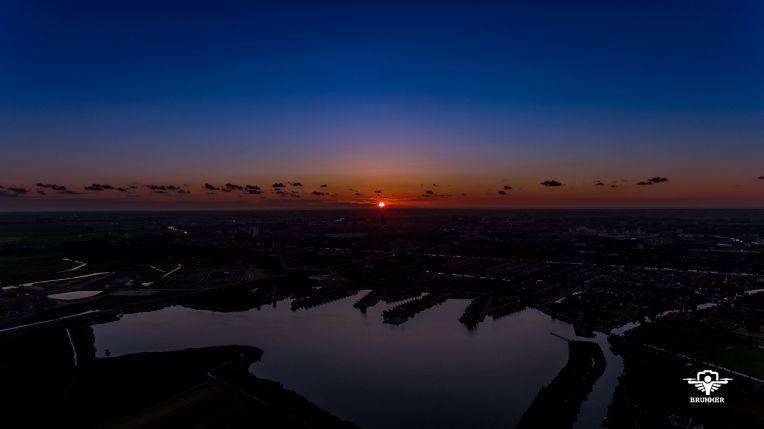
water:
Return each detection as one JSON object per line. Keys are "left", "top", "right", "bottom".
{"left": 93, "top": 293, "right": 620, "bottom": 428}
{"left": 47, "top": 290, "right": 102, "bottom": 300}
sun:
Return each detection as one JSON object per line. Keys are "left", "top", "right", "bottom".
{"left": 378, "top": 202, "right": 385, "bottom": 208}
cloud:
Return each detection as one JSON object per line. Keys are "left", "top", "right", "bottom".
{"left": 8, "top": 187, "right": 29, "bottom": 195}
{"left": 224, "top": 183, "right": 243, "bottom": 191}
{"left": 498, "top": 190, "right": 507, "bottom": 195}
{"left": 245, "top": 185, "right": 263, "bottom": 194}
{"left": 311, "top": 191, "right": 328, "bottom": 196}
{"left": 147, "top": 184, "right": 181, "bottom": 191}
{"left": 374, "top": 189, "right": 382, "bottom": 194}
{"left": 274, "top": 188, "right": 300, "bottom": 197}
{"left": 354, "top": 192, "right": 361, "bottom": 196}
{"left": 758, "top": 176, "right": 764, "bottom": 180}
{"left": 272, "top": 182, "right": 286, "bottom": 188}
{"left": 320, "top": 184, "right": 328, "bottom": 188}
{"left": 36, "top": 183, "right": 68, "bottom": 192}
{"left": 204, "top": 183, "right": 220, "bottom": 191}
{"left": 540, "top": 180, "right": 564, "bottom": 187}
{"left": 425, "top": 190, "right": 434, "bottom": 195}
{"left": 0, "top": 186, "right": 30, "bottom": 197}
{"left": 116, "top": 187, "right": 128, "bottom": 192}
{"left": 503, "top": 185, "right": 512, "bottom": 190}
{"left": 637, "top": 176, "right": 669, "bottom": 185}
{"left": 594, "top": 180, "right": 605, "bottom": 186}
{"left": 84, "top": 184, "right": 115, "bottom": 191}
{"left": 288, "top": 181, "right": 303, "bottom": 187}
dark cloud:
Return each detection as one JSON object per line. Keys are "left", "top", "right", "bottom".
{"left": 610, "top": 184, "right": 618, "bottom": 188}
{"left": 116, "top": 187, "right": 128, "bottom": 192}
{"left": 272, "top": 182, "right": 286, "bottom": 188}
{"left": 288, "top": 181, "right": 303, "bottom": 187}
{"left": 224, "top": 183, "right": 243, "bottom": 191}
{"left": 245, "top": 185, "right": 263, "bottom": 194}
{"left": 540, "top": 180, "right": 564, "bottom": 187}
{"left": 374, "top": 189, "right": 382, "bottom": 194}
{"left": 758, "top": 176, "right": 764, "bottom": 180}
{"left": 176, "top": 189, "right": 189, "bottom": 194}
{"left": 311, "top": 191, "right": 328, "bottom": 196}
{"left": 204, "top": 183, "right": 220, "bottom": 191}
{"left": 354, "top": 192, "right": 361, "bottom": 196}
{"left": 8, "top": 187, "right": 29, "bottom": 195}
{"left": 36, "top": 183, "right": 68, "bottom": 192}
{"left": 503, "top": 185, "right": 512, "bottom": 190}
{"left": 425, "top": 190, "right": 434, "bottom": 195}
{"left": 637, "top": 176, "right": 669, "bottom": 185}
{"left": 274, "top": 189, "right": 300, "bottom": 198}
{"left": 320, "top": 184, "right": 328, "bottom": 188}
{"left": 498, "top": 190, "right": 507, "bottom": 195}
{"left": 147, "top": 184, "right": 180, "bottom": 191}
{"left": 84, "top": 184, "right": 114, "bottom": 191}
{"left": 0, "top": 186, "right": 29, "bottom": 197}
{"left": 152, "top": 190, "right": 168, "bottom": 194}
{"left": 594, "top": 180, "right": 605, "bottom": 186}
{"left": 433, "top": 183, "right": 439, "bottom": 187}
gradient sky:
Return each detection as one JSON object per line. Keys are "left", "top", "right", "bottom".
{"left": 1, "top": 0, "right": 763, "bottom": 209}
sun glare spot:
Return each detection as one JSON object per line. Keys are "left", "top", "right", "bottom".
{"left": 378, "top": 202, "right": 385, "bottom": 208}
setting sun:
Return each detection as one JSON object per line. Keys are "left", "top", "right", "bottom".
{"left": 378, "top": 202, "right": 385, "bottom": 208}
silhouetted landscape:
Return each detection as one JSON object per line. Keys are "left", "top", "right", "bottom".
{"left": 1, "top": 209, "right": 763, "bottom": 428}
{"left": 4, "top": 1, "right": 763, "bottom": 427}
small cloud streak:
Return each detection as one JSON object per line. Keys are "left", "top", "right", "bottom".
{"left": 84, "top": 184, "right": 115, "bottom": 191}
{"left": 637, "top": 176, "right": 669, "bottom": 185}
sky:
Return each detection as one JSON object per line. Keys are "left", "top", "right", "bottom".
{"left": 1, "top": 0, "right": 763, "bottom": 209}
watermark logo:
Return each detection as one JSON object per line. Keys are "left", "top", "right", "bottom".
{"left": 683, "top": 369, "right": 731, "bottom": 403}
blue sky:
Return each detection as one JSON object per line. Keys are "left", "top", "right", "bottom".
{"left": 1, "top": 0, "right": 763, "bottom": 208}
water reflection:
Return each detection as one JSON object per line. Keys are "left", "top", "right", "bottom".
{"left": 93, "top": 292, "right": 617, "bottom": 429}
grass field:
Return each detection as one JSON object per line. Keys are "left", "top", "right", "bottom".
{"left": 696, "top": 345, "right": 764, "bottom": 380}
{"left": 630, "top": 322, "right": 738, "bottom": 353}
{"left": 0, "top": 252, "right": 77, "bottom": 283}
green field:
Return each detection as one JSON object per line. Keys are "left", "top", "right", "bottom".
{"left": 630, "top": 322, "right": 738, "bottom": 353}
{"left": 696, "top": 345, "right": 764, "bottom": 380}
{"left": 0, "top": 253, "right": 79, "bottom": 284}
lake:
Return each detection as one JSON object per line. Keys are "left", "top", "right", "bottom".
{"left": 93, "top": 292, "right": 621, "bottom": 428}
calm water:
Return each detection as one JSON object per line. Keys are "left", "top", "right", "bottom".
{"left": 92, "top": 293, "right": 620, "bottom": 428}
